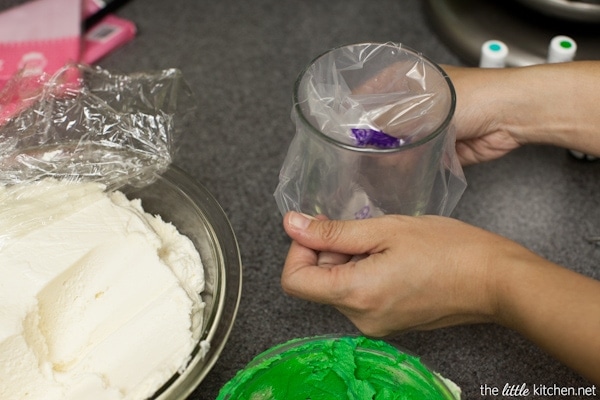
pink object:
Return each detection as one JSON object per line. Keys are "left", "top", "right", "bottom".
{"left": 0, "top": 0, "right": 136, "bottom": 124}
{"left": 81, "top": 14, "right": 137, "bottom": 64}
{"left": 81, "top": 0, "right": 137, "bottom": 64}
{"left": 83, "top": 0, "right": 106, "bottom": 18}
{"left": 0, "top": 0, "right": 81, "bottom": 88}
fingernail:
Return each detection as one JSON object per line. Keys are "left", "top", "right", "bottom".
{"left": 288, "top": 211, "right": 314, "bottom": 229}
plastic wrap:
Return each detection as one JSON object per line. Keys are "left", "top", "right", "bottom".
{"left": 0, "top": 63, "right": 194, "bottom": 189}
{"left": 274, "top": 43, "right": 466, "bottom": 219}
{"left": 0, "top": 63, "right": 195, "bottom": 248}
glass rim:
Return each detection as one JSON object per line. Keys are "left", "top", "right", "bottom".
{"left": 292, "top": 42, "right": 456, "bottom": 154}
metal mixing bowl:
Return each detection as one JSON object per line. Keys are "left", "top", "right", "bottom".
{"left": 122, "top": 165, "right": 242, "bottom": 400}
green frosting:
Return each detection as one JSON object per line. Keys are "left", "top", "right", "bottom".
{"left": 217, "top": 336, "right": 460, "bottom": 400}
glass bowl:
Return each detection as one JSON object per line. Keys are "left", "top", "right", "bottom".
{"left": 122, "top": 165, "right": 242, "bottom": 400}
{"left": 217, "top": 335, "right": 461, "bottom": 400}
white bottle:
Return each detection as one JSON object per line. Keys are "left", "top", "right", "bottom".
{"left": 547, "top": 35, "right": 577, "bottom": 64}
{"left": 479, "top": 40, "right": 509, "bottom": 68}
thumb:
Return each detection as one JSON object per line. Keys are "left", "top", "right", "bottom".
{"left": 283, "top": 211, "right": 385, "bottom": 255}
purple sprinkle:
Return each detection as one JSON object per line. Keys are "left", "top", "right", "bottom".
{"left": 350, "top": 128, "right": 404, "bottom": 148}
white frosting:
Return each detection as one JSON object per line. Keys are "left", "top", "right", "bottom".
{"left": 0, "top": 179, "right": 205, "bottom": 400}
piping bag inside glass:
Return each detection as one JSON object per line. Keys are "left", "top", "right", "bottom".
{"left": 275, "top": 42, "right": 466, "bottom": 219}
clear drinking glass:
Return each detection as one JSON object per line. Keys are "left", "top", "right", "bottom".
{"left": 275, "top": 42, "right": 465, "bottom": 219}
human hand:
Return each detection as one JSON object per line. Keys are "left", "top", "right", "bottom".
{"left": 441, "top": 66, "right": 523, "bottom": 165}
{"left": 351, "top": 60, "right": 525, "bottom": 165}
{"left": 444, "top": 62, "right": 600, "bottom": 164}
{"left": 281, "top": 211, "right": 520, "bottom": 336}
{"left": 354, "top": 59, "right": 600, "bottom": 165}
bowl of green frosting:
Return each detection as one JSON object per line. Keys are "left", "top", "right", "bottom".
{"left": 217, "top": 335, "right": 461, "bottom": 399}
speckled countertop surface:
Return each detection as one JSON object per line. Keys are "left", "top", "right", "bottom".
{"left": 1, "top": 0, "right": 599, "bottom": 398}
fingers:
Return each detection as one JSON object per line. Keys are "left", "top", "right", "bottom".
{"left": 281, "top": 211, "right": 379, "bottom": 304}
{"left": 282, "top": 212, "right": 383, "bottom": 304}
{"left": 313, "top": 214, "right": 352, "bottom": 266}
{"left": 281, "top": 239, "right": 354, "bottom": 304}
{"left": 455, "top": 132, "right": 522, "bottom": 166}
{"left": 317, "top": 251, "right": 352, "bottom": 267}
{"left": 283, "top": 211, "right": 388, "bottom": 255}
{"left": 455, "top": 141, "right": 481, "bottom": 166}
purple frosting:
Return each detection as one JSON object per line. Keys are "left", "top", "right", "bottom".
{"left": 350, "top": 128, "right": 406, "bottom": 148}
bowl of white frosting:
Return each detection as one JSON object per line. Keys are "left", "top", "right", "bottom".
{"left": 124, "top": 166, "right": 243, "bottom": 399}
{"left": 0, "top": 165, "right": 242, "bottom": 400}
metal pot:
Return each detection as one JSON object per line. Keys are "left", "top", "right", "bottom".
{"left": 513, "top": 0, "right": 600, "bottom": 23}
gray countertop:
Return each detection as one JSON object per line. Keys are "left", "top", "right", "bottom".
{"left": 2, "top": 0, "right": 599, "bottom": 399}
